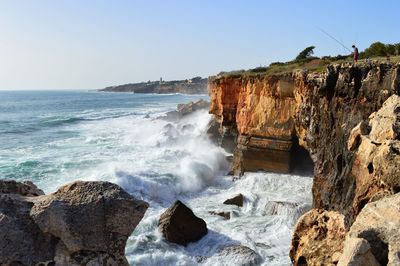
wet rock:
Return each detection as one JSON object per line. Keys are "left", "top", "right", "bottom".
{"left": 163, "top": 110, "right": 181, "bottom": 121}
{"left": 163, "top": 99, "right": 210, "bottom": 121}
{"left": 0, "top": 180, "right": 149, "bottom": 265}
{"left": 177, "top": 99, "right": 209, "bottom": 115}
{"left": 263, "top": 201, "right": 311, "bottom": 223}
{"left": 162, "top": 123, "right": 179, "bottom": 139}
{"left": 338, "top": 193, "right": 400, "bottom": 266}
{"left": 181, "top": 124, "right": 195, "bottom": 133}
{"left": 207, "top": 245, "right": 262, "bottom": 266}
{"left": 0, "top": 179, "right": 44, "bottom": 196}
{"left": 289, "top": 209, "right": 346, "bottom": 266}
{"left": 209, "top": 211, "right": 230, "bottom": 220}
{"left": 159, "top": 200, "right": 207, "bottom": 245}
{"left": 223, "top": 193, "right": 244, "bottom": 207}
{"left": 206, "top": 117, "right": 222, "bottom": 144}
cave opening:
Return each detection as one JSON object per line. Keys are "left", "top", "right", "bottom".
{"left": 290, "top": 138, "right": 315, "bottom": 176}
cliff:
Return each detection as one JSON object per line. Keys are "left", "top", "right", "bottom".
{"left": 208, "top": 62, "right": 400, "bottom": 265}
{"left": 99, "top": 77, "right": 208, "bottom": 94}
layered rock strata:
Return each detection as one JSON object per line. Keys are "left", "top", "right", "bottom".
{"left": 209, "top": 74, "right": 307, "bottom": 174}
{"left": 0, "top": 180, "right": 148, "bottom": 265}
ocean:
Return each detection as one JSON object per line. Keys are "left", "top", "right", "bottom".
{"left": 0, "top": 90, "right": 312, "bottom": 265}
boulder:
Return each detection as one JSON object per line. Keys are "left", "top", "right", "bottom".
{"left": 177, "top": 99, "right": 210, "bottom": 115}
{"left": 209, "top": 211, "right": 230, "bottom": 220}
{"left": 263, "top": 201, "right": 311, "bottom": 224}
{"left": 31, "top": 181, "right": 149, "bottom": 265}
{"left": 0, "top": 180, "right": 148, "bottom": 265}
{"left": 206, "top": 117, "right": 222, "bottom": 144}
{"left": 223, "top": 193, "right": 244, "bottom": 207}
{"left": 163, "top": 99, "right": 210, "bottom": 121}
{"left": 289, "top": 209, "right": 346, "bottom": 266}
{"left": 206, "top": 245, "right": 262, "bottom": 266}
{"left": 338, "top": 193, "right": 400, "bottom": 266}
{"left": 159, "top": 200, "right": 207, "bottom": 245}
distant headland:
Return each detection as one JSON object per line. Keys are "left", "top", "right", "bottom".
{"left": 99, "top": 76, "right": 208, "bottom": 94}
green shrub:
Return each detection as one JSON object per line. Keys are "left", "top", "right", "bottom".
{"left": 295, "top": 46, "right": 316, "bottom": 61}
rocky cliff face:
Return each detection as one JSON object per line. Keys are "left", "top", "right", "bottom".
{"left": 209, "top": 74, "right": 299, "bottom": 173}
{"left": 294, "top": 64, "right": 400, "bottom": 223}
{"left": 208, "top": 62, "right": 400, "bottom": 265}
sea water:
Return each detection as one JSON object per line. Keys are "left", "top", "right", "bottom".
{"left": 0, "top": 90, "right": 312, "bottom": 265}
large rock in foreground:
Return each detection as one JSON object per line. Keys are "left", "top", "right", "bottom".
{"left": 159, "top": 200, "right": 207, "bottom": 245}
{"left": 0, "top": 180, "right": 149, "bottom": 266}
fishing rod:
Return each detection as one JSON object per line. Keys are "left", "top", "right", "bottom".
{"left": 317, "top": 27, "right": 353, "bottom": 53}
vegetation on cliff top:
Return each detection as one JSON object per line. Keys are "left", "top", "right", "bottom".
{"left": 213, "top": 41, "right": 400, "bottom": 80}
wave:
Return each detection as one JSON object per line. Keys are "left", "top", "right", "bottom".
{"left": 1, "top": 112, "right": 149, "bottom": 134}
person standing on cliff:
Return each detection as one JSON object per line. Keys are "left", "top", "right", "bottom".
{"left": 352, "top": 45, "right": 359, "bottom": 63}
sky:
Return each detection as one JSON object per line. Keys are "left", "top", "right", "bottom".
{"left": 0, "top": 0, "right": 399, "bottom": 90}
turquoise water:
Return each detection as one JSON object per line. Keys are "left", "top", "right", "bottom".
{"left": 0, "top": 90, "right": 312, "bottom": 265}
{"left": 0, "top": 91, "right": 206, "bottom": 191}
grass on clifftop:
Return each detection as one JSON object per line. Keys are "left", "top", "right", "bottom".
{"left": 214, "top": 55, "right": 400, "bottom": 80}
{"left": 215, "top": 57, "right": 343, "bottom": 79}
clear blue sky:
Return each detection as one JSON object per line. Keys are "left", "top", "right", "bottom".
{"left": 0, "top": 0, "right": 398, "bottom": 90}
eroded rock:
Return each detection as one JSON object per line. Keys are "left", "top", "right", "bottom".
{"left": 348, "top": 95, "right": 400, "bottom": 216}
{"left": 289, "top": 209, "right": 346, "bottom": 266}
{"left": 159, "top": 200, "right": 207, "bottom": 245}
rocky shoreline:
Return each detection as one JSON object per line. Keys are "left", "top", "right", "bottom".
{"left": 2, "top": 62, "right": 400, "bottom": 265}
{"left": 99, "top": 77, "right": 208, "bottom": 94}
